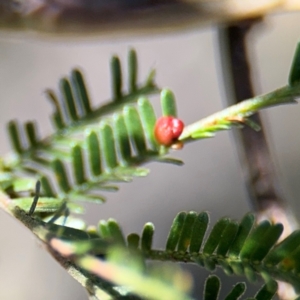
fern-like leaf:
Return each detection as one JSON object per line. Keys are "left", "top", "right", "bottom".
{"left": 203, "top": 275, "right": 277, "bottom": 300}
{"left": 2, "top": 50, "right": 167, "bottom": 204}
{"left": 6, "top": 49, "right": 159, "bottom": 159}
{"left": 4, "top": 47, "right": 300, "bottom": 208}
{"left": 66, "top": 211, "right": 300, "bottom": 296}
{"left": 49, "top": 237, "right": 279, "bottom": 300}
{"left": 33, "top": 96, "right": 181, "bottom": 203}
{"left": 2, "top": 45, "right": 300, "bottom": 300}
{"left": 4, "top": 194, "right": 292, "bottom": 299}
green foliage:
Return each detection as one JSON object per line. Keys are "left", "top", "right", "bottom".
{"left": 4, "top": 46, "right": 299, "bottom": 209}
{"left": 49, "top": 211, "right": 300, "bottom": 296}
{"left": 2, "top": 50, "right": 183, "bottom": 206}
{"left": 203, "top": 276, "right": 277, "bottom": 300}
{"left": 2, "top": 44, "right": 300, "bottom": 299}
{"left": 15, "top": 196, "right": 300, "bottom": 300}
{"left": 289, "top": 42, "right": 300, "bottom": 86}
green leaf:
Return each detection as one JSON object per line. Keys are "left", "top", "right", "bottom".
{"left": 145, "top": 69, "right": 156, "bottom": 87}
{"left": 250, "top": 223, "right": 283, "bottom": 263}
{"left": 111, "top": 56, "right": 122, "bottom": 100}
{"left": 46, "top": 90, "right": 65, "bottom": 129}
{"left": 204, "top": 275, "right": 220, "bottom": 300}
{"left": 25, "top": 121, "right": 39, "bottom": 147}
{"left": 128, "top": 49, "right": 138, "bottom": 92}
{"left": 228, "top": 213, "right": 255, "bottom": 258}
{"left": 72, "top": 145, "right": 86, "bottom": 185}
{"left": 113, "top": 114, "right": 132, "bottom": 163}
{"left": 190, "top": 212, "right": 209, "bottom": 253}
{"left": 115, "top": 167, "right": 150, "bottom": 178}
{"left": 264, "top": 230, "right": 300, "bottom": 266}
{"left": 71, "top": 69, "right": 92, "bottom": 114}
{"left": 240, "top": 220, "right": 271, "bottom": 261}
{"left": 138, "top": 97, "right": 159, "bottom": 150}
{"left": 107, "top": 219, "right": 126, "bottom": 246}
{"left": 161, "top": 89, "right": 177, "bottom": 117}
{"left": 40, "top": 176, "right": 56, "bottom": 197}
{"left": 87, "top": 131, "right": 102, "bottom": 176}
{"left": 13, "top": 197, "right": 64, "bottom": 213}
{"left": 203, "top": 218, "right": 229, "bottom": 255}
{"left": 98, "top": 220, "right": 111, "bottom": 239}
{"left": 141, "top": 223, "right": 155, "bottom": 252}
{"left": 61, "top": 78, "right": 78, "bottom": 122}
{"left": 7, "top": 120, "right": 24, "bottom": 153}
{"left": 100, "top": 123, "right": 118, "bottom": 170}
{"left": 52, "top": 159, "right": 71, "bottom": 193}
{"left": 289, "top": 42, "right": 300, "bottom": 86}
{"left": 154, "top": 157, "right": 184, "bottom": 166}
{"left": 216, "top": 220, "right": 239, "bottom": 257}
{"left": 177, "top": 211, "right": 197, "bottom": 252}
{"left": 224, "top": 282, "right": 246, "bottom": 300}
{"left": 74, "top": 193, "right": 106, "bottom": 204}
{"left": 254, "top": 280, "right": 277, "bottom": 300}
{"left": 124, "top": 106, "right": 147, "bottom": 155}
{"left": 166, "top": 211, "right": 186, "bottom": 251}
{"left": 127, "top": 233, "right": 140, "bottom": 249}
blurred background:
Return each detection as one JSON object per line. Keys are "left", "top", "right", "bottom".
{"left": 0, "top": 10, "right": 300, "bottom": 300}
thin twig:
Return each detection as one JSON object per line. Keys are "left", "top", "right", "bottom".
{"left": 0, "top": 191, "right": 115, "bottom": 300}
{"left": 179, "top": 84, "right": 300, "bottom": 141}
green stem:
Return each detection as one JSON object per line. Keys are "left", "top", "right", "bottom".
{"left": 0, "top": 191, "right": 119, "bottom": 299}
{"left": 179, "top": 84, "right": 300, "bottom": 141}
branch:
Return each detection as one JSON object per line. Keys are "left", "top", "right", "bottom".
{"left": 217, "top": 18, "right": 299, "bottom": 299}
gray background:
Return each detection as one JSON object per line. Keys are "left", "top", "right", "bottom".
{"left": 0, "top": 11, "right": 300, "bottom": 299}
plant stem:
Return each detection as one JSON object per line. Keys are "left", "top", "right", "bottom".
{"left": 217, "top": 19, "right": 298, "bottom": 237}
{"left": 0, "top": 191, "right": 115, "bottom": 300}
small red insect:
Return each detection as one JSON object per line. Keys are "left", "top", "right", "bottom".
{"left": 154, "top": 116, "right": 184, "bottom": 147}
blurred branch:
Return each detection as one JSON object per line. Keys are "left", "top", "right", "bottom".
{"left": 217, "top": 18, "right": 298, "bottom": 239}
{"left": 0, "top": 0, "right": 299, "bottom": 37}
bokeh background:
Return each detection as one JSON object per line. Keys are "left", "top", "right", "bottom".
{"left": 0, "top": 11, "right": 300, "bottom": 299}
